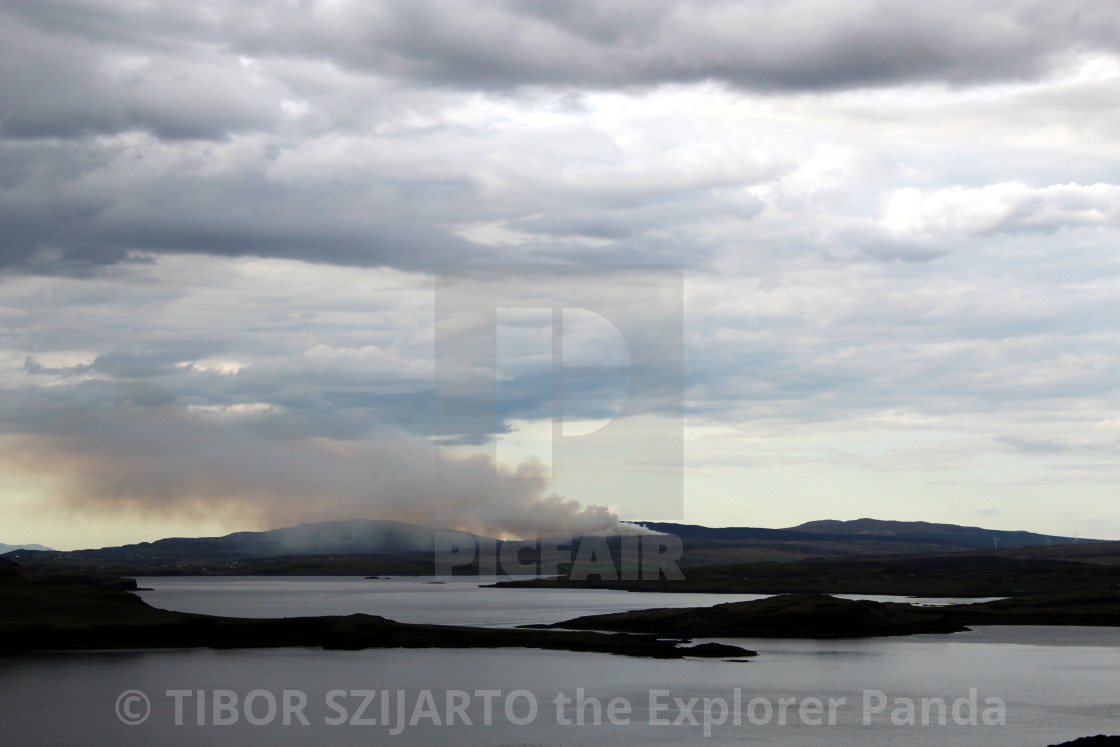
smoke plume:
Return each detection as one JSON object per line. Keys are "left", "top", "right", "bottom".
{"left": 2, "top": 409, "right": 640, "bottom": 539}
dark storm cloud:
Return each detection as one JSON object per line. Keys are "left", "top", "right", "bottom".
{"left": 10, "top": 0, "right": 1114, "bottom": 93}
{"left": 0, "top": 135, "right": 485, "bottom": 271}
{"left": 4, "top": 1, "right": 1118, "bottom": 142}
{"left": 357, "top": 0, "right": 1115, "bottom": 90}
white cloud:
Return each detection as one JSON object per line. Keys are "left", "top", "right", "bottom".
{"left": 881, "top": 182, "right": 1120, "bottom": 236}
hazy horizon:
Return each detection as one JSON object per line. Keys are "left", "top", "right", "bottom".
{"left": 4, "top": 513, "right": 1114, "bottom": 554}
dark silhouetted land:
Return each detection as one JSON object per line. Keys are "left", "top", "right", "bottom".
{"left": 534, "top": 593, "right": 970, "bottom": 637}
{"left": 495, "top": 542, "right": 1120, "bottom": 597}
{"left": 540, "top": 589, "right": 1120, "bottom": 638}
{"left": 5, "top": 517, "right": 1109, "bottom": 577}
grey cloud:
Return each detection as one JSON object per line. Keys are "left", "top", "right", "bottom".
{"left": 858, "top": 245, "right": 951, "bottom": 264}
{"left": 0, "top": 14, "right": 282, "bottom": 141}
{"left": 0, "top": 137, "right": 487, "bottom": 272}
{"left": 204, "top": 1, "right": 1120, "bottom": 91}
{"left": 90, "top": 350, "right": 191, "bottom": 379}
{"left": 0, "top": 123, "right": 770, "bottom": 273}
{"left": 993, "top": 435, "right": 1114, "bottom": 454}
{"left": 510, "top": 194, "right": 767, "bottom": 243}
{"left": 23, "top": 357, "right": 93, "bottom": 377}
{"left": 4, "top": 1, "right": 1118, "bottom": 138}
{"left": 11, "top": 242, "right": 1110, "bottom": 449}
{"left": 996, "top": 435, "right": 1071, "bottom": 453}
{"left": 844, "top": 227, "right": 953, "bottom": 263}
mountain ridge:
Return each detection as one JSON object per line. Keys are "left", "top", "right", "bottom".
{"left": 787, "top": 518, "right": 1100, "bottom": 548}
{"left": 632, "top": 518, "right": 1103, "bottom": 551}
{"left": 3, "top": 519, "right": 497, "bottom": 563}
{"left": 0, "top": 542, "right": 53, "bottom": 554}
{"left": 5, "top": 517, "right": 1106, "bottom": 572}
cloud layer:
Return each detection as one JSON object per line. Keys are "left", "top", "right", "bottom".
{"left": 2, "top": 1, "right": 1120, "bottom": 544}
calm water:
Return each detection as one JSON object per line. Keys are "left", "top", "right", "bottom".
{"left": 1, "top": 577, "right": 1116, "bottom": 746}
{"left": 132, "top": 575, "right": 1003, "bottom": 625}
{"left": 134, "top": 575, "right": 778, "bottom": 626}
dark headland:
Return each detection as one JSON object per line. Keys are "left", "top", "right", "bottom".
{"left": 535, "top": 589, "right": 1120, "bottom": 638}
{"left": 533, "top": 594, "right": 970, "bottom": 637}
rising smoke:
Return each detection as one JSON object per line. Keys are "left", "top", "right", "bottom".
{"left": 2, "top": 408, "right": 644, "bottom": 539}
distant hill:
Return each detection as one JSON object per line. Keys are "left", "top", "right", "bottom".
{"left": 787, "top": 518, "right": 1103, "bottom": 550}
{"left": 0, "top": 543, "right": 53, "bottom": 554}
{"left": 7, "top": 517, "right": 1107, "bottom": 574}
{"left": 3, "top": 520, "right": 497, "bottom": 566}
{"left": 630, "top": 518, "right": 1106, "bottom": 564}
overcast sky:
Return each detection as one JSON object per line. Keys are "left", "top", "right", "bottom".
{"left": 3, "top": 0, "right": 1120, "bottom": 549}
